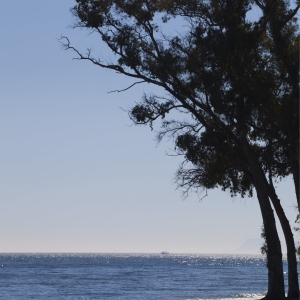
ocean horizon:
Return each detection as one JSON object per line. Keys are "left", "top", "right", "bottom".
{"left": 0, "top": 252, "right": 297, "bottom": 299}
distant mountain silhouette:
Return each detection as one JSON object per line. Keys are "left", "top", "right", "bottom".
{"left": 234, "top": 238, "right": 287, "bottom": 254}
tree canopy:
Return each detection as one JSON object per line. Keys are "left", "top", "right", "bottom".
{"left": 64, "top": 0, "right": 298, "bottom": 203}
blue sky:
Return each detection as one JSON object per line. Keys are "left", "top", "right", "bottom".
{"left": 0, "top": 0, "right": 298, "bottom": 253}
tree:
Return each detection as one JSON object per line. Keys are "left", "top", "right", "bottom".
{"left": 62, "top": 0, "right": 299, "bottom": 298}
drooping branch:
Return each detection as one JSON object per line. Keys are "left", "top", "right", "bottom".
{"left": 108, "top": 81, "right": 146, "bottom": 93}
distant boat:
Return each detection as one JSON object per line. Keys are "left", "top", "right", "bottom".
{"left": 161, "top": 251, "right": 169, "bottom": 255}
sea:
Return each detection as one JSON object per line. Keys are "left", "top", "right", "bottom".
{"left": 0, "top": 253, "right": 297, "bottom": 300}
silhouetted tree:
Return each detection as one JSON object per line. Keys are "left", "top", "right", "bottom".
{"left": 62, "top": 1, "right": 299, "bottom": 298}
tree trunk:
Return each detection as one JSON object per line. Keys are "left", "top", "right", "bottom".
{"left": 243, "top": 165, "right": 299, "bottom": 298}
{"left": 267, "top": 184, "right": 299, "bottom": 298}
{"left": 256, "top": 188, "right": 285, "bottom": 300}
{"left": 242, "top": 138, "right": 285, "bottom": 299}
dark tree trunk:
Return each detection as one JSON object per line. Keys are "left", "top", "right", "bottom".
{"left": 242, "top": 138, "right": 285, "bottom": 299}
{"left": 267, "top": 185, "right": 299, "bottom": 298}
{"left": 256, "top": 189, "right": 285, "bottom": 300}
{"left": 243, "top": 165, "right": 299, "bottom": 298}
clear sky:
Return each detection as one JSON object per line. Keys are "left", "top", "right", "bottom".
{"left": 0, "top": 0, "right": 298, "bottom": 254}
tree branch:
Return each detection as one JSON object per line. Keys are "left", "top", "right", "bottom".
{"left": 108, "top": 81, "right": 146, "bottom": 93}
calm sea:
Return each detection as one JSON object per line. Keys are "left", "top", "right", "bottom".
{"left": 0, "top": 253, "right": 296, "bottom": 299}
